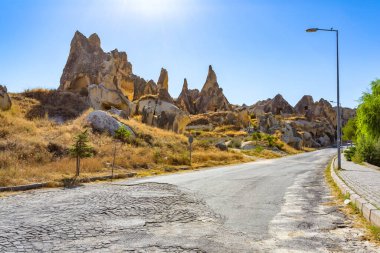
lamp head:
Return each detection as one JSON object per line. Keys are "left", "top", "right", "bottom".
{"left": 306, "top": 28, "right": 318, "bottom": 32}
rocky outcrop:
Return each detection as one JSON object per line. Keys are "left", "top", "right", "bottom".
{"left": 294, "top": 95, "right": 314, "bottom": 115}
{"left": 59, "top": 31, "right": 155, "bottom": 101}
{"left": 176, "top": 79, "right": 199, "bottom": 114}
{"left": 155, "top": 68, "right": 173, "bottom": 103}
{"left": 337, "top": 107, "right": 356, "bottom": 126}
{"left": 137, "top": 98, "right": 190, "bottom": 133}
{"left": 0, "top": 85, "right": 11, "bottom": 111}
{"left": 186, "top": 111, "right": 250, "bottom": 131}
{"left": 194, "top": 65, "right": 231, "bottom": 113}
{"left": 88, "top": 84, "right": 135, "bottom": 116}
{"left": 157, "top": 68, "right": 169, "bottom": 91}
{"left": 86, "top": 110, "right": 135, "bottom": 136}
{"left": 250, "top": 94, "right": 294, "bottom": 116}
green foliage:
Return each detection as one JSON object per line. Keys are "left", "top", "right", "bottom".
{"left": 228, "top": 139, "right": 242, "bottom": 149}
{"left": 114, "top": 125, "right": 131, "bottom": 144}
{"left": 356, "top": 79, "right": 380, "bottom": 140}
{"left": 356, "top": 136, "right": 380, "bottom": 166}
{"left": 69, "top": 130, "right": 94, "bottom": 159}
{"left": 265, "top": 135, "right": 277, "bottom": 147}
{"left": 342, "top": 117, "right": 357, "bottom": 142}
{"left": 251, "top": 132, "right": 262, "bottom": 144}
{"left": 343, "top": 146, "right": 356, "bottom": 161}
{"left": 255, "top": 146, "right": 264, "bottom": 152}
{"left": 349, "top": 79, "right": 380, "bottom": 166}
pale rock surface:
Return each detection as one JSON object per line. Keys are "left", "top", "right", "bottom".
{"left": 137, "top": 98, "right": 190, "bottom": 133}
{"left": 86, "top": 110, "right": 135, "bottom": 136}
{"left": 0, "top": 85, "right": 11, "bottom": 111}
{"left": 87, "top": 84, "right": 135, "bottom": 116}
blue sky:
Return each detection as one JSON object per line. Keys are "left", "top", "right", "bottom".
{"left": 1, "top": 0, "right": 380, "bottom": 108}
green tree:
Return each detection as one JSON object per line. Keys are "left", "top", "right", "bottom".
{"left": 342, "top": 117, "right": 357, "bottom": 142}
{"left": 111, "top": 126, "right": 132, "bottom": 178}
{"left": 70, "top": 130, "right": 94, "bottom": 177}
{"left": 356, "top": 79, "right": 380, "bottom": 139}
{"left": 251, "top": 132, "right": 262, "bottom": 145}
{"left": 114, "top": 125, "right": 131, "bottom": 144}
{"left": 353, "top": 79, "right": 380, "bottom": 166}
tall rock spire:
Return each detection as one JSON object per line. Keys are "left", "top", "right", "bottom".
{"left": 195, "top": 65, "right": 231, "bottom": 113}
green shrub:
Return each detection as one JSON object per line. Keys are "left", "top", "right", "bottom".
{"left": 356, "top": 137, "right": 380, "bottom": 166}
{"left": 228, "top": 139, "right": 242, "bottom": 149}
{"left": 343, "top": 146, "right": 356, "bottom": 161}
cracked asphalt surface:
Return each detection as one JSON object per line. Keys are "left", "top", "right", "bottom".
{"left": 1, "top": 148, "right": 379, "bottom": 252}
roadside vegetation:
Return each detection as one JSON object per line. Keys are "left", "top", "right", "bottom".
{"left": 343, "top": 79, "right": 380, "bottom": 166}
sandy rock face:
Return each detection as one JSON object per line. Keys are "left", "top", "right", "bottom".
{"left": 86, "top": 110, "right": 135, "bottom": 136}
{"left": 194, "top": 65, "right": 232, "bottom": 113}
{"left": 0, "top": 85, "right": 11, "bottom": 111}
{"left": 88, "top": 84, "right": 135, "bottom": 117}
{"left": 137, "top": 98, "right": 190, "bottom": 134}
{"left": 59, "top": 31, "right": 155, "bottom": 101}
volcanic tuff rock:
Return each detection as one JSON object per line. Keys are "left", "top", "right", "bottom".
{"left": 294, "top": 95, "right": 314, "bottom": 115}
{"left": 86, "top": 110, "right": 135, "bottom": 136}
{"left": 137, "top": 98, "right": 190, "bottom": 134}
{"left": 0, "top": 85, "right": 11, "bottom": 111}
{"left": 336, "top": 107, "right": 356, "bottom": 126}
{"left": 176, "top": 78, "right": 199, "bottom": 114}
{"left": 88, "top": 84, "right": 135, "bottom": 116}
{"left": 250, "top": 94, "right": 294, "bottom": 116}
{"left": 194, "top": 65, "right": 232, "bottom": 113}
{"left": 59, "top": 31, "right": 156, "bottom": 101}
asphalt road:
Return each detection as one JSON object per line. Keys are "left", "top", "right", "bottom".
{"left": 1, "top": 148, "right": 379, "bottom": 252}
{"left": 131, "top": 149, "right": 337, "bottom": 240}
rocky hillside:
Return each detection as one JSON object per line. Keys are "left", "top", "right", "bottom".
{"left": 245, "top": 94, "right": 356, "bottom": 149}
{"left": 57, "top": 31, "right": 356, "bottom": 150}
{"left": 2, "top": 31, "right": 356, "bottom": 154}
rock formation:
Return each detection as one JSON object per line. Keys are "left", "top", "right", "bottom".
{"left": 294, "top": 95, "right": 314, "bottom": 115}
{"left": 194, "top": 65, "right": 232, "bottom": 113}
{"left": 86, "top": 110, "right": 135, "bottom": 136}
{"left": 88, "top": 84, "right": 135, "bottom": 116}
{"left": 337, "top": 107, "right": 356, "bottom": 126}
{"left": 176, "top": 78, "right": 199, "bottom": 114}
{"left": 137, "top": 98, "right": 190, "bottom": 134}
{"left": 250, "top": 94, "right": 294, "bottom": 116}
{"left": 156, "top": 68, "right": 173, "bottom": 103}
{"left": 59, "top": 31, "right": 155, "bottom": 101}
{"left": 0, "top": 85, "right": 11, "bottom": 111}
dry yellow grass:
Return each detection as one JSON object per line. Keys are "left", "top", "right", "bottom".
{"left": 0, "top": 92, "right": 249, "bottom": 187}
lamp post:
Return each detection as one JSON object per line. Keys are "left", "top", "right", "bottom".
{"left": 306, "top": 27, "right": 342, "bottom": 169}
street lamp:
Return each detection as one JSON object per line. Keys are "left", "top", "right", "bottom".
{"left": 306, "top": 27, "right": 342, "bottom": 169}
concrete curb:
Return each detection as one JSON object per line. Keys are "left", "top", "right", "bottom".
{"left": 0, "top": 172, "right": 137, "bottom": 193}
{"left": 330, "top": 157, "right": 380, "bottom": 227}
{"left": 0, "top": 183, "right": 49, "bottom": 192}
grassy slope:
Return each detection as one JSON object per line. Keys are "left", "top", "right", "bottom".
{"left": 0, "top": 91, "right": 251, "bottom": 187}
{"left": 0, "top": 90, "right": 306, "bottom": 187}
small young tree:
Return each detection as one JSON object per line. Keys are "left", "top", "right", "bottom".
{"left": 111, "top": 126, "right": 132, "bottom": 178}
{"left": 70, "top": 130, "right": 94, "bottom": 177}
{"left": 114, "top": 125, "right": 131, "bottom": 144}
{"left": 251, "top": 132, "right": 262, "bottom": 145}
